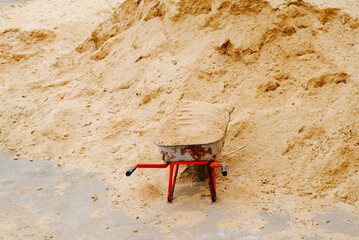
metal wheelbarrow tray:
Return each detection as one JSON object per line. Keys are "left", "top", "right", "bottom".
{"left": 156, "top": 137, "right": 225, "bottom": 162}
{"left": 126, "top": 102, "right": 232, "bottom": 202}
{"left": 126, "top": 138, "right": 228, "bottom": 202}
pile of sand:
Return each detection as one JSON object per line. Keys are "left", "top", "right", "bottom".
{"left": 154, "top": 100, "right": 231, "bottom": 145}
{"left": 1, "top": 0, "right": 359, "bottom": 222}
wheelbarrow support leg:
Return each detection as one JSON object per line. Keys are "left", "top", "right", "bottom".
{"left": 206, "top": 164, "right": 217, "bottom": 202}
{"left": 172, "top": 164, "right": 179, "bottom": 192}
{"left": 168, "top": 163, "right": 179, "bottom": 202}
{"left": 127, "top": 161, "right": 226, "bottom": 202}
{"left": 168, "top": 163, "right": 174, "bottom": 202}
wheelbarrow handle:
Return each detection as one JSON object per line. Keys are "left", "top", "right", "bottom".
{"left": 126, "top": 166, "right": 136, "bottom": 176}
{"left": 221, "top": 164, "right": 227, "bottom": 177}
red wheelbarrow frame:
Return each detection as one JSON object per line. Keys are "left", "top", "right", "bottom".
{"left": 126, "top": 161, "right": 227, "bottom": 202}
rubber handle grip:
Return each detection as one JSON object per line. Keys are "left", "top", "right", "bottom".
{"left": 126, "top": 166, "right": 136, "bottom": 176}
{"left": 221, "top": 164, "right": 227, "bottom": 176}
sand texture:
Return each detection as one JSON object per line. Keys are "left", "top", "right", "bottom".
{"left": 1, "top": 0, "right": 359, "bottom": 235}
{"left": 154, "top": 100, "right": 231, "bottom": 145}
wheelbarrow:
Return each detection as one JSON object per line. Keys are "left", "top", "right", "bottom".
{"left": 126, "top": 102, "right": 234, "bottom": 202}
{"left": 126, "top": 138, "right": 228, "bottom": 202}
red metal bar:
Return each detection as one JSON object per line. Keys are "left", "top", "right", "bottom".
{"left": 168, "top": 161, "right": 212, "bottom": 165}
{"left": 168, "top": 163, "right": 174, "bottom": 202}
{"left": 211, "top": 166, "right": 216, "bottom": 193}
{"left": 172, "top": 164, "right": 179, "bottom": 191}
{"left": 209, "top": 162, "right": 221, "bottom": 168}
{"left": 206, "top": 165, "right": 213, "bottom": 200}
{"left": 128, "top": 161, "right": 226, "bottom": 202}
{"left": 136, "top": 163, "right": 168, "bottom": 168}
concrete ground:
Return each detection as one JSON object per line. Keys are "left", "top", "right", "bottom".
{"left": 1, "top": 153, "right": 359, "bottom": 239}
{"left": 0, "top": 0, "right": 30, "bottom": 6}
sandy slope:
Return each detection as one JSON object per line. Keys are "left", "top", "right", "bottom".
{"left": 1, "top": 0, "right": 359, "bottom": 236}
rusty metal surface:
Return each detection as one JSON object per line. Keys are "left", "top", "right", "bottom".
{"left": 155, "top": 139, "right": 225, "bottom": 162}
{"left": 154, "top": 106, "right": 233, "bottom": 162}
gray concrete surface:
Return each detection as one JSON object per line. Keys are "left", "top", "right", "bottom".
{"left": 1, "top": 153, "right": 359, "bottom": 239}
{"left": 0, "top": 153, "right": 165, "bottom": 240}
{"left": 0, "top": 0, "right": 30, "bottom": 6}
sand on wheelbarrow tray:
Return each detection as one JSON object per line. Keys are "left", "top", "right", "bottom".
{"left": 154, "top": 100, "right": 232, "bottom": 146}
